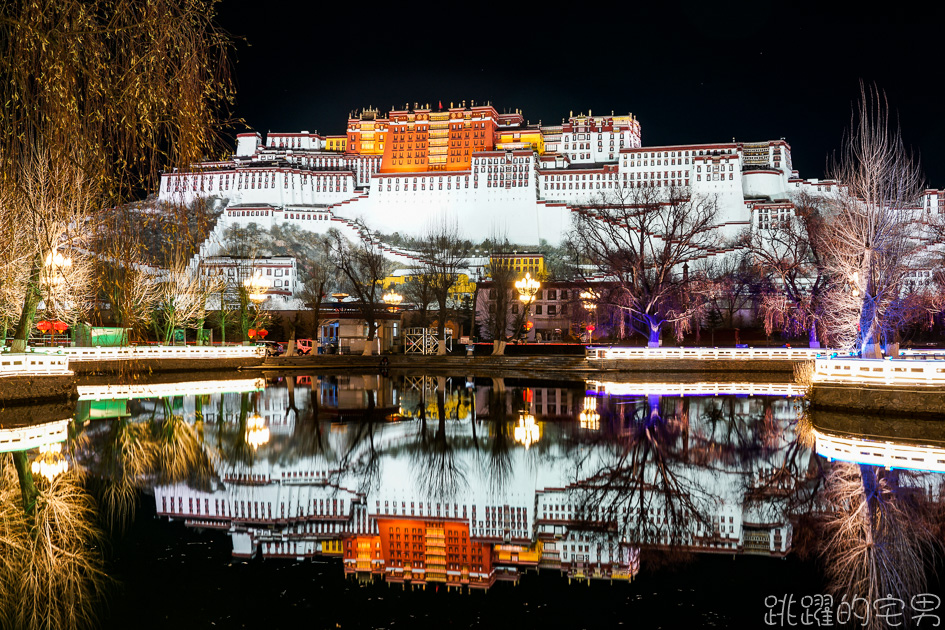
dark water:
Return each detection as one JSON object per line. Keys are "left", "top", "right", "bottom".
{"left": 9, "top": 372, "right": 945, "bottom": 629}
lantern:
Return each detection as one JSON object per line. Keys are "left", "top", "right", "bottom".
{"left": 248, "top": 329, "right": 257, "bottom": 339}
{"left": 257, "top": 329, "right": 268, "bottom": 339}
{"left": 36, "top": 320, "right": 52, "bottom": 333}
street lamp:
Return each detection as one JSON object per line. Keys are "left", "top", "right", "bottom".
{"left": 31, "top": 442, "right": 68, "bottom": 482}
{"left": 514, "top": 413, "right": 540, "bottom": 449}
{"left": 515, "top": 272, "right": 540, "bottom": 305}
{"left": 383, "top": 290, "right": 403, "bottom": 312}
{"left": 244, "top": 269, "right": 269, "bottom": 305}
{"left": 580, "top": 290, "right": 599, "bottom": 342}
{"left": 42, "top": 251, "right": 72, "bottom": 316}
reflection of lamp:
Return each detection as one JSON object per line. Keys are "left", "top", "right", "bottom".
{"left": 515, "top": 273, "right": 540, "bottom": 304}
{"left": 31, "top": 442, "right": 68, "bottom": 482}
{"left": 383, "top": 290, "right": 403, "bottom": 312}
{"left": 579, "top": 397, "right": 600, "bottom": 431}
{"left": 244, "top": 270, "right": 269, "bottom": 305}
{"left": 513, "top": 413, "right": 540, "bottom": 449}
{"left": 245, "top": 413, "right": 270, "bottom": 449}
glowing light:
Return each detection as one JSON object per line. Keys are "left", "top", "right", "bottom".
{"left": 513, "top": 414, "right": 540, "bottom": 449}
{"left": 579, "top": 397, "right": 600, "bottom": 431}
{"left": 244, "top": 270, "right": 269, "bottom": 304}
{"left": 515, "top": 273, "right": 540, "bottom": 304}
{"left": 30, "top": 442, "right": 68, "bottom": 482}
{"left": 579, "top": 290, "right": 599, "bottom": 310}
{"left": 383, "top": 290, "right": 403, "bottom": 311}
{"left": 245, "top": 413, "right": 270, "bottom": 449}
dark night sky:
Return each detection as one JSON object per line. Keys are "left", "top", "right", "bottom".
{"left": 215, "top": 2, "right": 945, "bottom": 186}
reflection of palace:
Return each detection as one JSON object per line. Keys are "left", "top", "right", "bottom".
{"left": 144, "top": 376, "right": 804, "bottom": 590}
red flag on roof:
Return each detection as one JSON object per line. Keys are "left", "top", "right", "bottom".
{"left": 438, "top": 100, "right": 442, "bottom": 110}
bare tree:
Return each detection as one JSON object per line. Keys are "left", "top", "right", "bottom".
{"left": 480, "top": 237, "right": 518, "bottom": 355}
{"left": 742, "top": 193, "right": 832, "bottom": 347}
{"left": 821, "top": 84, "right": 926, "bottom": 355}
{"left": 327, "top": 225, "right": 392, "bottom": 356}
{"left": 419, "top": 220, "right": 471, "bottom": 355}
{"left": 151, "top": 254, "right": 221, "bottom": 345}
{"left": 567, "top": 185, "right": 720, "bottom": 346}
{"left": 267, "top": 224, "right": 335, "bottom": 355}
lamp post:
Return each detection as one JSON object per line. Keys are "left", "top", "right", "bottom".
{"left": 580, "top": 290, "right": 598, "bottom": 343}
{"left": 514, "top": 272, "right": 540, "bottom": 341}
{"left": 383, "top": 290, "right": 403, "bottom": 312}
{"left": 242, "top": 269, "right": 269, "bottom": 343}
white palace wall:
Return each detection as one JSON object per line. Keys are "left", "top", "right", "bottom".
{"left": 159, "top": 131, "right": 851, "bottom": 250}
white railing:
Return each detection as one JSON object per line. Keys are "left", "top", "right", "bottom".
{"left": 814, "top": 429, "right": 945, "bottom": 473}
{"left": 0, "top": 419, "right": 70, "bottom": 453}
{"left": 586, "top": 346, "right": 835, "bottom": 361}
{"left": 813, "top": 357, "right": 945, "bottom": 386}
{"left": 899, "top": 349, "right": 945, "bottom": 359}
{"left": 586, "top": 380, "right": 805, "bottom": 397}
{"left": 77, "top": 377, "right": 266, "bottom": 401}
{"left": 0, "top": 353, "right": 72, "bottom": 377}
{"left": 27, "top": 345, "right": 265, "bottom": 362}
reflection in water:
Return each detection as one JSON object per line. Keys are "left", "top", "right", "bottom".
{"left": 5, "top": 373, "right": 945, "bottom": 627}
{"left": 78, "top": 375, "right": 824, "bottom": 592}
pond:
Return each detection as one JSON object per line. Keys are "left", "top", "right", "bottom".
{"left": 3, "top": 372, "right": 944, "bottom": 629}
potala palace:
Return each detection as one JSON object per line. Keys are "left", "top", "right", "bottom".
{"left": 161, "top": 101, "right": 945, "bottom": 253}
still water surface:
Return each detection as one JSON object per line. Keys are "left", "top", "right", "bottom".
{"left": 18, "top": 373, "right": 945, "bottom": 628}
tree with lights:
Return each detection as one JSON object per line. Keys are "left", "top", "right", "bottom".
{"left": 567, "top": 184, "right": 720, "bottom": 346}
{"left": 820, "top": 85, "right": 926, "bottom": 356}
{"left": 741, "top": 192, "right": 832, "bottom": 347}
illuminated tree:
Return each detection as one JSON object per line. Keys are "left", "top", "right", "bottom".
{"left": 820, "top": 85, "right": 926, "bottom": 355}
{"left": 0, "top": 0, "right": 234, "bottom": 351}
{"left": 741, "top": 192, "right": 832, "bottom": 347}
{"left": 567, "top": 185, "right": 720, "bottom": 346}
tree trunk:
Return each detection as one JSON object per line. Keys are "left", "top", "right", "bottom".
{"left": 285, "top": 320, "right": 297, "bottom": 357}
{"left": 436, "top": 317, "right": 447, "bottom": 356}
{"left": 12, "top": 450, "right": 39, "bottom": 514}
{"left": 10, "top": 258, "right": 43, "bottom": 353}
{"left": 645, "top": 315, "right": 661, "bottom": 348}
{"left": 808, "top": 321, "right": 820, "bottom": 349}
{"left": 491, "top": 340, "right": 506, "bottom": 356}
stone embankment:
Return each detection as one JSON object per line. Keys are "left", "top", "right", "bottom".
{"left": 258, "top": 353, "right": 802, "bottom": 378}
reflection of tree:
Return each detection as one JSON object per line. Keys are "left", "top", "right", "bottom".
{"left": 98, "top": 417, "right": 156, "bottom": 532}
{"left": 154, "top": 397, "right": 215, "bottom": 487}
{"left": 287, "top": 378, "right": 335, "bottom": 464}
{"left": 481, "top": 381, "right": 515, "bottom": 495}
{"left": 0, "top": 454, "right": 105, "bottom": 630}
{"left": 818, "top": 463, "right": 942, "bottom": 628}
{"left": 571, "top": 394, "right": 711, "bottom": 552}
{"left": 337, "top": 386, "right": 383, "bottom": 496}
{"left": 413, "top": 378, "right": 467, "bottom": 502}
